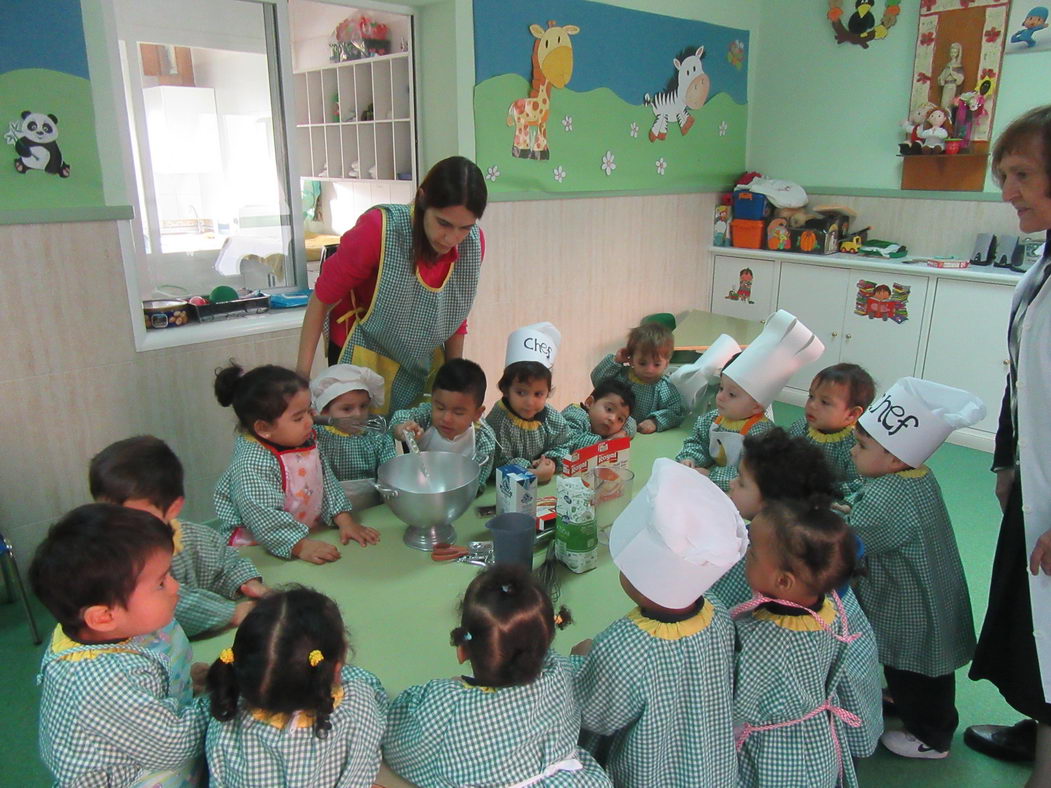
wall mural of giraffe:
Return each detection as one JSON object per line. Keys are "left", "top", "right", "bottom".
{"left": 506, "top": 20, "right": 579, "bottom": 160}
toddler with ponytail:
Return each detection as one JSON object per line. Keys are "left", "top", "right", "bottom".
{"left": 204, "top": 586, "right": 387, "bottom": 787}
{"left": 383, "top": 565, "right": 613, "bottom": 787}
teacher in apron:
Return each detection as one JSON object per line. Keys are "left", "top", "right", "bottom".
{"left": 966, "top": 105, "right": 1051, "bottom": 786}
{"left": 296, "top": 156, "right": 487, "bottom": 415}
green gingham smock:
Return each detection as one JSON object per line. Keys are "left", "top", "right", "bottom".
{"left": 485, "top": 401, "right": 574, "bottom": 471}
{"left": 339, "top": 204, "right": 481, "bottom": 415}
{"left": 560, "top": 403, "right": 637, "bottom": 453}
{"left": 734, "top": 600, "right": 864, "bottom": 788}
{"left": 382, "top": 651, "right": 612, "bottom": 787}
{"left": 589, "top": 355, "right": 686, "bottom": 431}
{"left": 37, "top": 623, "right": 206, "bottom": 786}
{"left": 675, "top": 410, "right": 774, "bottom": 491}
{"left": 847, "top": 467, "right": 976, "bottom": 676}
{"left": 787, "top": 420, "right": 863, "bottom": 497}
{"left": 315, "top": 425, "right": 397, "bottom": 482}
{"left": 571, "top": 600, "right": 737, "bottom": 787}
{"left": 170, "top": 518, "right": 261, "bottom": 637}
{"left": 205, "top": 665, "right": 387, "bottom": 788}
{"left": 389, "top": 401, "right": 497, "bottom": 494}
{"left": 709, "top": 562, "right": 884, "bottom": 759}
{"left": 214, "top": 434, "right": 351, "bottom": 559}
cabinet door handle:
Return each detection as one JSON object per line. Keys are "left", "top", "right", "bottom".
{"left": 1003, "top": 359, "right": 1010, "bottom": 366}
{"left": 831, "top": 331, "right": 839, "bottom": 338}
{"left": 845, "top": 334, "right": 853, "bottom": 340}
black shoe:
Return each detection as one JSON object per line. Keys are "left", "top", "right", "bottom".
{"left": 963, "top": 719, "right": 1036, "bottom": 762}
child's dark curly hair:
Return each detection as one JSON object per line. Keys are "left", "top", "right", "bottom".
{"left": 741, "top": 427, "right": 839, "bottom": 502}
{"left": 214, "top": 361, "right": 309, "bottom": 434}
{"left": 590, "top": 377, "right": 636, "bottom": 415}
{"left": 761, "top": 497, "right": 857, "bottom": 595}
{"left": 206, "top": 586, "right": 348, "bottom": 738}
{"left": 497, "top": 361, "right": 552, "bottom": 396}
{"left": 449, "top": 564, "right": 571, "bottom": 688}
{"left": 812, "top": 363, "right": 876, "bottom": 411}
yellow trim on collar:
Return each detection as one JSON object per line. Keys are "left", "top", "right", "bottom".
{"left": 458, "top": 679, "right": 498, "bottom": 693}
{"left": 627, "top": 603, "right": 714, "bottom": 641}
{"left": 320, "top": 424, "right": 356, "bottom": 439}
{"left": 49, "top": 625, "right": 133, "bottom": 662}
{"left": 752, "top": 598, "right": 836, "bottom": 631}
{"left": 895, "top": 465, "right": 929, "bottom": 479}
{"left": 806, "top": 425, "right": 854, "bottom": 444}
{"left": 716, "top": 416, "right": 766, "bottom": 432}
{"left": 170, "top": 518, "right": 185, "bottom": 554}
{"left": 497, "top": 400, "right": 541, "bottom": 431}
{"left": 250, "top": 686, "right": 345, "bottom": 729}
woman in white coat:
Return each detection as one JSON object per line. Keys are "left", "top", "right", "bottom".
{"left": 967, "top": 104, "right": 1051, "bottom": 787}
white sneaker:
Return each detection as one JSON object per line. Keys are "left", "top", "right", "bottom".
{"left": 880, "top": 730, "right": 949, "bottom": 759}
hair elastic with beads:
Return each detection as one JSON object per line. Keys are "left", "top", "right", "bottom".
{"left": 308, "top": 649, "right": 325, "bottom": 667}
{"left": 219, "top": 647, "right": 234, "bottom": 665}
{"left": 462, "top": 631, "right": 473, "bottom": 641}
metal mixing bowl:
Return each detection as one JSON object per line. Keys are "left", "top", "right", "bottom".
{"left": 376, "top": 451, "right": 478, "bottom": 550}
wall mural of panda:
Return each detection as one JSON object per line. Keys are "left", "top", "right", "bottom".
{"left": 5, "top": 111, "right": 71, "bottom": 177}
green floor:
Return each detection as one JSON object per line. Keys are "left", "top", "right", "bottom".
{"left": 0, "top": 404, "right": 1033, "bottom": 786}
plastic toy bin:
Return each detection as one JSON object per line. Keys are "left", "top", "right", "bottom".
{"left": 731, "top": 219, "right": 765, "bottom": 249}
{"left": 732, "top": 190, "right": 768, "bottom": 220}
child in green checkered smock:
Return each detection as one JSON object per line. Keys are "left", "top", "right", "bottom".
{"left": 561, "top": 378, "right": 638, "bottom": 453}
{"left": 590, "top": 321, "right": 685, "bottom": 432}
{"left": 390, "top": 358, "right": 496, "bottom": 495}
{"left": 676, "top": 407, "right": 774, "bottom": 491}
{"left": 205, "top": 587, "right": 387, "bottom": 787}
{"left": 214, "top": 363, "right": 379, "bottom": 565}
{"left": 383, "top": 565, "right": 611, "bottom": 787}
{"left": 486, "top": 362, "right": 573, "bottom": 484}
{"left": 732, "top": 499, "right": 877, "bottom": 788}
{"left": 311, "top": 364, "right": 397, "bottom": 481}
{"left": 89, "top": 435, "right": 267, "bottom": 638}
{"left": 572, "top": 458, "right": 746, "bottom": 787}
{"left": 787, "top": 364, "right": 876, "bottom": 498}
{"left": 31, "top": 505, "right": 208, "bottom": 787}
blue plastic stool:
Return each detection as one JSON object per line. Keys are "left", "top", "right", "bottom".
{"left": 0, "top": 532, "right": 42, "bottom": 645}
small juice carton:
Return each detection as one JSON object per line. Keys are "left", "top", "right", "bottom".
{"left": 496, "top": 464, "right": 537, "bottom": 519}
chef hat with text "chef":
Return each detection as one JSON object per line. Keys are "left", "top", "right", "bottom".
{"left": 610, "top": 458, "right": 749, "bottom": 609}
{"left": 311, "top": 364, "right": 386, "bottom": 413}
{"left": 669, "top": 333, "right": 742, "bottom": 412}
{"left": 505, "top": 322, "right": 562, "bottom": 369}
{"left": 723, "top": 310, "right": 825, "bottom": 408}
{"left": 858, "top": 377, "right": 986, "bottom": 468}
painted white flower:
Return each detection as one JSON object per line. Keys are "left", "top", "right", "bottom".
{"left": 718, "top": 121, "right": 729, "bottom": 137}
{"left": 486, "top": 165, "right": 500, "bottom": 182}
{"left": 562, "top": 115, "right": 573, "bottom": 132}
{"left": 553, "top": 165, "right": 566, "bottom": 183}
{"left": 629, "top": 122, "right": 639, "bottom": 138}
{"left": 655, "top": 157, "right": 667, "bottom": 176}
{"left": 601, "top": 150, "right": 616, "bottom": 176}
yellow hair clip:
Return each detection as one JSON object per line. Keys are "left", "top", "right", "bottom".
{"left": 553, "top": 614, "right": 564, "bottom": 626}
{"left": 219, "top": 647, "right": 234, "bottom": 665}
{"left": 308, "top": 649, "right": 325, "bottom": 667}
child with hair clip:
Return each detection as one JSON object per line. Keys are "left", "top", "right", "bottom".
{"left": 311, "top": 364, "right": 397, "bottom": 480}
{"left": 31, "top": 504, "right": 206, "bottom": 785}
{"left": 389, "top": 358, "right": 497, "bottom": 496}
{"left": 732, "top": 497, "right": 876, "bottom": 788}
{"left": 383, "top": 564, "right": 612, "bottom": 787}
{"left": 788, "top": 363, "right": 875, "bottom": 497}
{"left": 677, "top": 310, "right": 825, "bottom": 491}
{"left": 571, "top": 459, "right": 746, "bottom": 787}
{"left": 204, "top": 586, "right": 387, "bottom": 787}
{"left": 590, "top": 321, "right": 685, "bottom": 433}
{"left": 214, "top": 362, "right": 379, "bottom": 565}
{"left": 561, "top": 378, "right": 637, "bottom": 453}
{"left": 90, "top": 435, "right": 267, "bottom": 638}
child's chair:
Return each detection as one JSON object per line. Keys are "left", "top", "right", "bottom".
{"left": 0, "top": 529, "right": 42, "bottom": 644}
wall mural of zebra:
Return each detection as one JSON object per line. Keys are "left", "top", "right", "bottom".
{"left": 643, "top": 46, "right": 711, "bottom": 142}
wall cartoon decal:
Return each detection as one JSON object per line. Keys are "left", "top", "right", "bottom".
{"left": 643, "top": 46, "right": 710, "bottom": 142}
{"left": 507, "top": 20, "right": 579, "bottom": 160}
{"left": 725, "top": 267, "right": 754, "bottom": 303}
{"left": 855, "top": 279, "right": 911, "bottom": 323}
{"left": 713, "top": 204, "right": 731, "bottom": 246}
{"left": 7, "top": 111, "right": 70, "bottom": 177}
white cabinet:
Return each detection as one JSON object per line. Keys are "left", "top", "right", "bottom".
{"left": 921, "top": 279, "right": 1014, "bottom": 433}
{"left": 293, "top": 53, "right": 415, "bottom": 183}
{"left": 776, "top": 261, "right": 930, "bottom": 392}
{"left": 710, "top": 255, "right": 778, "bottom": 322}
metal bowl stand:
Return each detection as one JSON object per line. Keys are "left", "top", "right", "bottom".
{"left": 403, "top": 521, "right": 457, "bottom": 551}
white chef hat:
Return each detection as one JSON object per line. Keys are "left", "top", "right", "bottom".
{"left": 858, "top": 377, "right": 986, "bottom": 468}
{"left": 669, "top": 333, "right": 742, "bottom": 411}
{"left": 310, "top": 364, "right": 386, "bottom": 412}
{"left": 505, "top": 322, "right": 562, "bottom": 368}
{"left": 610, "top": 458, "right": 749, "bottom": 609}
{"left": 723, "top": 310, "right": 825, "bottom": 407}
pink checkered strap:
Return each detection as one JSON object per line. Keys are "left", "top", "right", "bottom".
{"left": 730, "top": 590, "right": 861, "bottom": 644}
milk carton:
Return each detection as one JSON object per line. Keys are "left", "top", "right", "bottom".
{"left": 496, "top": 464, "right": 537, "bottom": 519}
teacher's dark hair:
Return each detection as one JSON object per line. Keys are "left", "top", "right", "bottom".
{"left": 413, "top": 156, "right": 487, "bottom": 263}
{"left": 992, "top": 104, "right": 1051, "bottom": 194}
